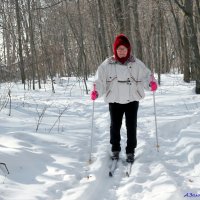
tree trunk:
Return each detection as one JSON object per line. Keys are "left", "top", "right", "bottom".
{"left": 196, "top": 80, "right": 200, "bottom": 93}
{"left": 113, "top": 0, "right": 124, "bottom": 33}
{"left": 183, "top": 19, "right": 190, "bottom": 82}
{"left": 15, "top": 0, "right": 26, "bottom": 86}
{"left": 97, "top": 0, "right": 108, "bottom": 61}
{"left": 132, "top": 0, "right": 143, "bottom": 60}
{"left": 175, "top": 0, "right": 200, "bottom": 93}
{"left": 185, "top": 1, "right": 200, "bottom": 91}
{"left": 169, "top": 0, "right": 185, "bottom": 73}
{"left": 123, "top": 0, "right": 132, "bottom": 44}
{"left": 37, "top": 6, "right": 55, "bottom": 93}
{"left": 28, "top": 0, "right": 35, "bottom": 90}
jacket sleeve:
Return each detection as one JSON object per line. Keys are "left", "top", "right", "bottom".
{"left": 141, "top": 63, "right": 152, "bottom": 90}
{"left": 94, "top": 64, "right": 107, "bottom": 97}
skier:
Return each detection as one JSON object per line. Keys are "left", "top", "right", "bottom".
{"left": 91, "top": 34, "right": 157, "bottom": 163}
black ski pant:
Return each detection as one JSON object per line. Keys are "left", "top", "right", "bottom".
{"left": 109, "top": 101, "right": 139, "bottom": 154}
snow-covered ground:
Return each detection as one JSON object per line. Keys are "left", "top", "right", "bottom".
{"left": 0, "top": 74, "right": 200, "bottom": 200}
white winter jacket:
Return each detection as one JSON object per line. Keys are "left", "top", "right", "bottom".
{"left": 94, "top": 56, "right": 151, "bottom": 104}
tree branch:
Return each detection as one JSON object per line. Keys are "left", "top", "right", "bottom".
{"left": 196, "top": 0, "right": 200, "bottom": 16}
{"left": 174, "top": 0, "right": 185, "bottom": 10}
{"left": 173, "top": 0, "right": 191, "bottom": 16}
{"left": 35, "top": 0, "right": 64, "bottom": 10}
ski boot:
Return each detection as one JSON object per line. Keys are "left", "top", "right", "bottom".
{"left": 111, "top": 151, "right": 119, "bottom": 160}
{"left": 126, "top": 153, "right": 135, "bottom": 163}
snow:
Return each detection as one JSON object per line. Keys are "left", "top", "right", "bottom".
{"left": 0, "top": 74, "right": 200, "bottom": 200}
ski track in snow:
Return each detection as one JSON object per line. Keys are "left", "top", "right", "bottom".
{"left": 0, "top": 74, "right": 200, "bottom": 200}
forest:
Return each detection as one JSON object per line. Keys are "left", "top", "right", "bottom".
{"left": 0, "top": 0, "right": 200, "bottom": 93}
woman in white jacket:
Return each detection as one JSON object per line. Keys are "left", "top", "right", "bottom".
{"left": 91, "top": 34, "right": 157, "bottom": 163}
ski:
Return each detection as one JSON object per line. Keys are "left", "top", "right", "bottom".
{"left": 109, "top": 158, "right": 118, "bottom": 177}
{"left": 125, "top": 162, "right": 134, "bottom": 177}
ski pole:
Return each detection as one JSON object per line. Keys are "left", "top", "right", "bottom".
{"left": 150, "top": 66, "right": 160, "bottom": 152}
{"left": 152, "top": 90, "right": 159, "bottom": 152}
{"left": 89, "top": 84, "right": 96, "bottom": 163}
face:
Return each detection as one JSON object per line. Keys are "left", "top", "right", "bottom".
{"left": 116, "top": 45, "right": 128, "bottom": 58}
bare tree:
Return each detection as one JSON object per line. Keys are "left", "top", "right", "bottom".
{"left": 174, "top": 0, "right": 200, "bottom": 93}
{"left": 131, "top": 0, "right": 143, "bottom": 60}
{"left": 0, "top": 0, "right": 199, "bottom": 94}
{"left": 15, "top": 0, "right": 26, "bottom": 86}
{"left": 113, "top": 0, "right": 125, "bottom": 33}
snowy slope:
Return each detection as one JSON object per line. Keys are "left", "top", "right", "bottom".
{"left": 0, "top": 74, "right": 200, "bottom": 200}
